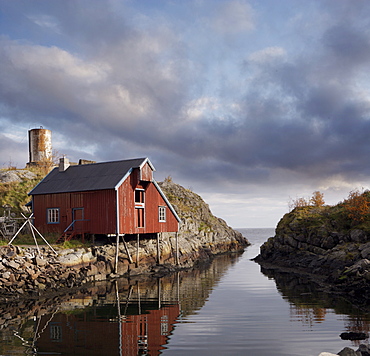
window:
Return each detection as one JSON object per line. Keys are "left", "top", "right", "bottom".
{"left": 159, "top": 206, "right": 166, "bottom": 222}
{"left": 47, "top": 208, "right": 60, "bottom": 224}
{"left": 135, "top": 189, "right": 145, "bottom": 227}
{"left": 136, "top": 207, "right": 145, "bottom": 228}
{"left": 135, "top": 189, "right": 145, "bottom": 204}
{"left": 50, "top": 323, "right": 62, "bottom": 341}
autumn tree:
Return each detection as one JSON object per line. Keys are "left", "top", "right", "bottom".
{"left": 288, "top": 196, "right": 309, "bottom": 211}
{"left": 344, "top": 188, "right": 370, "bottom": 224}
{"left": 288, "top": 191, "right": 325, "bottom": 211}
{"left": 310, "top": 191, "right": 325, "bottom": 207}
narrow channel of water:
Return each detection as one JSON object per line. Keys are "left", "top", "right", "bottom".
{"left": 0, "top": 228, "right": 369, "bottom": 355}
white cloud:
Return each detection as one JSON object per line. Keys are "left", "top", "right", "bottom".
{"left": 28, "top": 14, "right": 61, "bottom": 33}
{"left": 248, "top": 47, "right": 286, "bottom": 64}
{"left": 4, "top": 40, "right": 108, "bottom": 83}
{"left": 183, "top": 97, "right": 220, "bottom": 121}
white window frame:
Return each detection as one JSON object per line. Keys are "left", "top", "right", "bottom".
{"left": 47, "top": 208, "right": 60, "bottom": 224}
{"left": 158, "top": 206, "right": 166, "bottom": 222}
{"left": 135, "top": 189, "right": 145, "bottom": 207}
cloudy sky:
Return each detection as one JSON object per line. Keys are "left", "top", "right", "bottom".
{"left": 1, "top": 0, "right": 370, "bottom": 228}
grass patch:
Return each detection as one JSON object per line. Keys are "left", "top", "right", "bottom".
{"left": 60, "top": 240, "right": 87, "bottom": 249}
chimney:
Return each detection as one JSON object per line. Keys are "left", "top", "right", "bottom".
{"left": 59, "top": 157, "right": 70, "bottom": 172}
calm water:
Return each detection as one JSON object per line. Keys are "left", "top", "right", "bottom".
{"left": 0, "top": 228, "right": 369, "bottom": 355}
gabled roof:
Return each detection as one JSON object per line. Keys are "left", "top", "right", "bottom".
{"left": 29, "top": 158, "right": 153, "bottom": 195}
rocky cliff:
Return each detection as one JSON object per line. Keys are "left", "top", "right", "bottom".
{"left": 255, "top": 205, "right": 370, "bottom": 308}
{"left": 158, "top": 178, "right": 249, "bottom": 255}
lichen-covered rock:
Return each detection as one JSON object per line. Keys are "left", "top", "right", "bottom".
{"left": 57, "top": 248, "right": 96, "bottom": 266}
{"left": 0, "top": 169, "right": 37, "bottom": 183}
{"left": 255, "top": 206, "right": 370, "bottom": 308}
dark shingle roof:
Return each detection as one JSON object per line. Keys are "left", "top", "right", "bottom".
{"left": 29, "top": 158, "right": 151, "bottom": 195}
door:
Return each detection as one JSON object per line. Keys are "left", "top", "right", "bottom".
{"left": 72, "top": 208, "right": 84, "bottom": 232}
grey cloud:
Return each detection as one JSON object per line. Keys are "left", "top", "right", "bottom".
{"left": 210, "top": 0, "right": 255, "bottom": 35}
{"left": 324, "top": 25, "right": 370, "bottom": 63}
{"left": 2, "top": 0, "right": 370, "bottom": 195}
{"left": 0, "top": 133, "right": 28, "bottom": 168}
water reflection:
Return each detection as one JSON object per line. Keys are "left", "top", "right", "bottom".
{"left": 260, "top": 266, "right": 370, "bottom": 346}
{"left": 2, "top": 247, "right": 370, "bottom": 356}
{"left": 0, "top": 253, "right": 243, "bottom": 355}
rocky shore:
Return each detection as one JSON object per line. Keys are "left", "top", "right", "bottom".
{"left": 0, "top": 179, "right": 249, "bottom": 301}
{"left": 319, "top": 344, "right": 370, "bottom": 356}
{"left": 254, "top": 206, "right": 370, "bottom": 309}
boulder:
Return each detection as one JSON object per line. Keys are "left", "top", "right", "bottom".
{"left": 57, "top": 251, "right": 84, "bottom": 266}
{"left": 3, "top": 260, "right": 20, "bottom": 269}
{"left": 338, "top": 347, "right": 359, "bottom": 356}
{"left": 34, "top": 256, "right": 48, "bottom": 267}
{"left": 343, "top": 260, "right": 370, "bottom": 276}
{"left": 0, "top": 169, "right": 36, "bottom": 183}
{"left": 360, "top": 246, "right": 370, "bottom": 259}
{"left": 350, "top": 229, "right": 367, "bottom": 243}
{"left": 357, "top": 344, "right": 370, "bottom": 356}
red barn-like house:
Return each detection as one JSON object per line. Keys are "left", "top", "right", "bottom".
{"left": 29, "top": 157, "right": 180, "bottom": 240}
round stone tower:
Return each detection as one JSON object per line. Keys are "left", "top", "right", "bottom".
{"left": 28, "top": 127, "right": 52, "bottom": 166}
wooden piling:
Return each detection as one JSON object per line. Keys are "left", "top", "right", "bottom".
{"left": 114, "top": 233, "right": 119, "bottom": 274}
{"left": 121, "top": 234, "right": 133, "bottom": 264}
{"left": 175, "top": 232, "right": 179, "bottom": 265}
{"left": 157, "top": 232, "right": 161, "bottom": 264}
{"left": 136, "top": 233, "right": 140, "bottom": 267}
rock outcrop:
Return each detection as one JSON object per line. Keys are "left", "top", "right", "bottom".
{"left": 0, "top": 169, "right": 37, "bottom": 184}
{"left": 158, "top": 179, "right": 249, "bottom": 258}
{"left": 255, "top": 206, "right": 370, "bottom": 308}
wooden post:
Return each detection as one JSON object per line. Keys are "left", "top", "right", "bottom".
{"left": 157, "top": 233, "right": 161, "bottom": 264}
{"left": 136, "top": 233, "right": 140, "bottom": 267}
{"left": 114, "top": 233, "right": 119, "bottom": 274}
{"left": 121, "top": 234, "right": 133, "bottom": 264}
{"left": 175, "top": 232, "right": 179, "bottom": 265}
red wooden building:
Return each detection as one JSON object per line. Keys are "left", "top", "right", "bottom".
{"left": 29, "top": 157, "right": 180, "bottom": 240}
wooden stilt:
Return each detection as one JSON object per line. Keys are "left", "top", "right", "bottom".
{"left": 121, "top": 234, "right": 133, "bottom": 264}
{"left": 114, "top": 233, "right": 119, "bottom": 274}
{"left": 175, "top": 232, "right": 179, "bottom": 265}
{"left": 136, "top": 233, "right": 140, "bottom": 267}
{"left": 157, "top": 232, "right": 161, "bottom": 264}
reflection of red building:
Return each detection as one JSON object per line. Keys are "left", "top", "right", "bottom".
{"left": 36, "top": 303, "right": 180, "bottom": 355}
